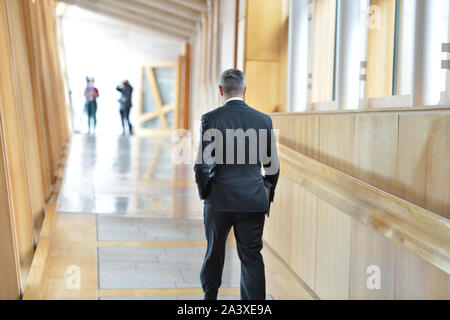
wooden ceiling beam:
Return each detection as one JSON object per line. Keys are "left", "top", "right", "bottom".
{"left": 131, "top": 0, "right": 202, "bottom": 24}
{"left": 167, "top": 0, "right": 208, "bottom": 13}
{"left": 98, "top": 0, "right": 196, "bottom": 31}
{"left": 61, "top": 0, "right": 190, "bottom": 40}
{"left": 92, "top": 1, "right": 193, "bottom": 38}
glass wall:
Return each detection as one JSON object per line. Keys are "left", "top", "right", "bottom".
{"left": 307, "top": 0, "right": 314, "bottom": 108}
{"left": 441, "top": 0, "right": 450, "bottom": 95}
{"left": 290, "top": 0, "right": 450, "bottom": 110}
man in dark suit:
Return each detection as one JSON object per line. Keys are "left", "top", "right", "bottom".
{"left": 194, "top": 69, "right": 280, "bottom": 300}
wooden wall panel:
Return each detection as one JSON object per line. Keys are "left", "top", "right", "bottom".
{"left": 293, "top": 115, "right": 320, "bottom": 159}
{"left": 355, "top": 113, "right": 399, "bottom": 195}
{"left": 5, "top": 0, "right": 45, "bottom": 241}
{"left": 272, "top": 117, "right": 293, "bottom": 148}
{"left": 29, "top": 0, "right": 58, "bottom": 181}
{"left": 33, "top": 0, "right": 62, "bottom": 180}
{"left": 395, "top": 246, "right": 450, "bottom": 299}
{"left": 190, "top": 0, "right": 289, "bottom": 121}
{"left": 47, "top": 0, "right": 69, "bottom": 143}
{"left": 274, "top": 110, "right": 450, "bottom": 221}
{"left": 269, "top": 108, "right": 449, "bottom": 300}
{"left": 21, "top": 0, "right": 52, "bottom": 201}
{"left": 237, "top": 0, "right": 288, "bottom": 113}
{"left": 0, "top": 0, "right": 70, "bottom": 299}
{"left": 319, "top": 114, "right": 356, "bottom": 177}
{"left": 0, "top": 123, "right": 21, "bottom": 300}
{"left": 0, "top": 0, "right": 35, "bottom": 290}
{"left": 397, "top": 111, "right": 450, "bottom": 219}
{"left": 273, "top": 115, "right": 320, "bottom": 159}
{"left": 315, "top": 199, "right": 351, "bottom": 300}
{"left": 349, "top": 220, "right": 396, "bottom": 299}
{"left": 44, "top": 1, "right": 69, "bottom": 142}
{"left": 366, "top": 0, "right": 396, "bottom": 98}
{"left": 264, "top": 174, "right": 293, "bottom": 264}
{"left": 245, "top": 60, "right": 279, "bottom": 113}
{"left": 311, "top": 0, "right": 337, "bottom": 103}
{"left": 246, "top": 0, "right": 280, "bottom": 60}
{"left": 289, "top": 183, "right": 318, "bottom": 291}
{"left": 32, "top": 1, "right": 57, "bottom": 179}
{"left": 189, "top": 0, "right": 225, "bottom": 128}
{"left": 39, "top": 0, "right": 70, "bottom": 168}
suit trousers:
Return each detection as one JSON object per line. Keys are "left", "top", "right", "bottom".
{"left": 85, "top": 100, "right": 97, "bottom": 131}
{"left": 120, "top": 107, "right": 133, "bottom": 134}
{"left": 200, "top": 205, "right": 266, "bottom": 300}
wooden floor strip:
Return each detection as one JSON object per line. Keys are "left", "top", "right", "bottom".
{"left": 23, "top": 197, "right": 58, "bottom": 300}
{"left": 23, "top": 142, "right": 68, "bottom": 300}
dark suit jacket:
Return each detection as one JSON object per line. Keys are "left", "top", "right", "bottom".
{"left": 116, "top": 84, "right": 133, "bottom": 109}
{"left": 194, "top": 99, "right": 280, "bottom": 213}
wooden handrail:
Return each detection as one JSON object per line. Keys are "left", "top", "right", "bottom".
{"left": 270, "top": 105, "right": 450, "bottom": 117}
{"left": 278, "top": 144, "right": 450, "bottom": 274}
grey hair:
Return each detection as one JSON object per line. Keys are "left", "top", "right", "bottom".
{"left": 219, "top": 69, "right": 246, "bottom": 96}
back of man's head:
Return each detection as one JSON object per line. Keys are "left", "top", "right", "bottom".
{"left": 219, "top": 69, "right": 246, "bottom": 97}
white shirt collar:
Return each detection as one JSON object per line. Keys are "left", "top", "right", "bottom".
{"left": 225, "top": 97, "right": 244, "bottom": 104}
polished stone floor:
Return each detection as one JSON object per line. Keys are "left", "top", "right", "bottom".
{"left": 98, "top": 246, "right": 241, "bottom": 289}
{"left": 36, "top": 134, "right": 312, "bottom": 300}
{"left": 57, "top": 134, "right": 241, "bottom": 298}
{"left": 57, "top": 134, "right": 201, "bottom": 217}
{"left": 97, "top": 216, "right": 206, "bottom": 242}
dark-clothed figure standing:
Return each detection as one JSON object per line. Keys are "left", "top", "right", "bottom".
{"left": 116, "top": 80, "right": 134, "bottom": 135}
{"left": 194, "top": 69, "right": 280, "bottom": 300}
{"left": 84, "top": 78, "right": 99, "bottom": 134}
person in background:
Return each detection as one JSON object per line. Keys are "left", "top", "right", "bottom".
{"left": 84, "top": 77, "right": 99, "bottom": 134}
{"left": 116, "top": 80, "right": 134, "bottom": 135}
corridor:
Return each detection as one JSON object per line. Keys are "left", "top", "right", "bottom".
{"left": 1, "top": 0, "right": 448, "bottom": 302}
{"left": 30, "top": 134, "right": 314, "bottom": 300}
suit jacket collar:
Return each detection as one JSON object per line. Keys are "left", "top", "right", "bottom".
{"left": 224, "top": 99, "right": 247, "bottom": 107}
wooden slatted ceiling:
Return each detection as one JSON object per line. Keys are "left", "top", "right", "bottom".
{"left": 59, "top": 0, "right": 208, "bottom": 40}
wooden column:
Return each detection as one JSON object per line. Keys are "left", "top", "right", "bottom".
{"left": 5, "top": 0, "right": 46, "bottom": 242}
{"left": 311, "top": 0, "right": 337, "bottom": 103}
{"left": 21, "top": 0, "right": 52, "bottom": 201}
{"left": 0, "top": 0, "right": 35, "bottom": 291}
{"left": 40, "top": 0, "right": 66, "bottom": 167}
{"left": 33, "top": 0, "right": 62, "bottom": 181}
{"left": 0, "top": 0, "right": 70, "bottom": 298}
{"left": 178, "top": 42, "right": 191, "bottom": 130}
{"left": 366, "top": 0, "right": 396, "bottom": 98}
{"left": 43, "top": 0, "right": 69, "bottom": 141}
{"left": 0, "top": 120, "right": 21, "bottom": 300}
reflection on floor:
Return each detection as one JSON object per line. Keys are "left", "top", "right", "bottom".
{"left": 36, "top": 134, "right": 314, "bottom": 300}
{"left": 57, "top": 135, "right": 201, "bottom": 217}
{"left": 97, "top": 216, "right": 205, "bottom": 242}
{"left": 98, "top": 246, "right": 241, "bottom": 289}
